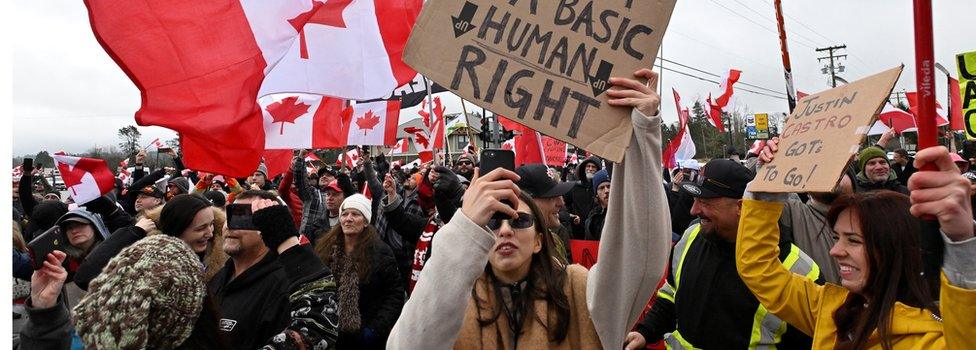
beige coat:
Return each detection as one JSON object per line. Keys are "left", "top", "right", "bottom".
{"left": 142, "top": 206, "right": 228, "bottom": 282}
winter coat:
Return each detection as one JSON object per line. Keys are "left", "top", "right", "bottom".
{"left": 73, "top": 206, "right": 228, "bottom": 290}
{"left": 855, "top": 170, "right": 910, "bottom": 195}
{"left": 584, "top": 205, "right": 606, "bottom": 241}
{"left": 208, "top": 250, "right": 290, "bottom": 350}
{"left": 389, "top": 108, "right": 672, "bottom": 349}
{"left": 336, "top": 236, "right": 406, "bottom": 349}
{"left": 737, "top": 199, "right": 976, "bottom": 349}
{"left": 564, "top": 157, "right": 601, "bottom": 239}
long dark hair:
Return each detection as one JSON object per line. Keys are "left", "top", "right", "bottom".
{"left": 827, "top": 191, "right": 939, "bottom": 350}
{"left": 472, "top": 191, "right": 571, "bottom": 344}
{"left": 314, "top": 220, "right": 379, "bottom": 281}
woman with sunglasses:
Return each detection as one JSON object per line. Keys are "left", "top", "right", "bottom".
{"left": 388, "top": 69, "right": 673, "bottom": 349}
{"left": 736, "top": 144, "right": 976, "bottom": 348}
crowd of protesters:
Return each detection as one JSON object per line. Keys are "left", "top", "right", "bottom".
{"left": 10, "top": 68, "right": 976, "bottom": 349}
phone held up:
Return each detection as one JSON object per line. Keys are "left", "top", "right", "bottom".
{"left": 28, "top": 226, "right": 66, "bottom": 269}
{"left": 226, "top": 204, "right": 259, "bottom": 231}
{"left": 479, "top": 149, "right": 517, "bottom": 220}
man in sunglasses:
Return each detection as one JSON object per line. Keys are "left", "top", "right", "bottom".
{"left": 515, "top": 163, "right": 575, "bottom": 261}
{"left": 454, "top": 154, "right": 476, "bottom": 181}
{"left": 627, "top": 158, "right": 822, "bottom": 350}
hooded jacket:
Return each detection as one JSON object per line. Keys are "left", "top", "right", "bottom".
{"left": 564, "top": 157, "right": 602, "bottom": 239}
{"left": 55, "top": 209, "right": 112, "bottom": 259}
{"left": 737, "top": 199, "right": 976, "bottom": 349}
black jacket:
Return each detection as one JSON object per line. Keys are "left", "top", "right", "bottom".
{"left": 584, "top": 205, "right": 606, "bottom": 241}
{"left": 208, "top": 251, "right": 290, "bottom": 350}
{"left": 337, "top": 237, "right": 406, "bottom": 349}
{"left": 564, "top": 157, "right": 601, "bottom": 239}
{"left": 664, "top": 184, "right": 696, "bottom": 236}
{"left": 73, "top": 225, "right": 147, "bottom": 290}
{"left": 892, "top": 158, "right": 917, "bottom": 187}
{"left": 636, "top": 225, "right": 819, "bottom": 349}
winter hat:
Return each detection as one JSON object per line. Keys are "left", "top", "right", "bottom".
{"left": 159, "top": 194, "right": 213, "bottom": 237}
{"left": 73, "top": 234, "right": 205, "bottom": 350}
{"left": 318, "top": 166, "right": 337, "bottom": 180}
{"left": 203, "top": 191, "right": 227, "bottom": 208}
{"left": 256, "top": 163, "right": 269, "bottom": 177}
{"left": 169, "top": 177, "right": 191, "bottom": 194}
{"left": 592, "top": 169, "right": 610, "bottom": 189}
{"left": 25, "top": 200, "right": 69, "bottom": 239}
{"left": 456, "top": 153, "right": 477, "bottom": 164}
{"left": 340, "top": 194, "right": 372, "bottom": 223}
{"left": 857, "top": 147, "right": 888, "bottom": 173}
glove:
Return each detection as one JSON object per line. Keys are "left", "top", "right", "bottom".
{"left": 83, "top": 195, "right": 118, "bottom": 216}
{"left": 251, "top": 204, "right": 300, "bottom": 250}
{"left": 432, "top": 166, "right": 463, "bottom": 201}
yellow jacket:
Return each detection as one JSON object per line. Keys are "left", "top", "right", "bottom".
{"left": 735, "top": 199, "right": 976, "bottom": 349}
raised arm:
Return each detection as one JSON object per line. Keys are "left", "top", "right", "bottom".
{"left": 587, "top": 69, "right": 671, "bottom": 348}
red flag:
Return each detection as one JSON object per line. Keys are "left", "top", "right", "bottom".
{"left": 498, "top": 117, "right": 545, "bottom": 166}
{"left": 878, "top": 102, "right": 918, "bottom": 133}
{"left": 304, "top": 153, "right": 321, "bottom": 163}
{"left": 53, "top": 153, "right": 115, "bottom": 205}
{"left": 262, "top": 94, "right": 351, "bottom": 149}
{"left": 261, "top": 0, "right": 422, "bottom": 99}
{"left": 345, "top": 100, "right": 401, "bottom": 146}
{"left": 663, "top": 89, "right": 694, "bottom": 168}
{"left": 747, "top": 140, "right": 767, "bottom": 156}
{"left": 948, "top": 76, "right": 965, "bottom": 131}
{"left": 262, "top": 150, "right": 293, "bottom": 179}
{"left": 906, "top": 92, "right": 950, "bottom": 126}
{"left": 418, "top": 97, "right": 446, "bottom": 149}
{"left": 796, "top": 91, "right": 810, "bottom": 100}
{"left": 83, "top": 0, "right": 315, "bottom": 177}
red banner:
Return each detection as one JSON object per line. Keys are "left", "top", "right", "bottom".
{"left": 569, "top": 239, "right": 599, "bottom": 269}
{"left": 541, "top": 136, "right": 567, "bottom": 166}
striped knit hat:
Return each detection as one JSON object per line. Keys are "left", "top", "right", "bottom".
{"left": 73, "top": 235, "right": 205, "bottom": 349}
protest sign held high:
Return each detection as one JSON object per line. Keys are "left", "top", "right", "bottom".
{"left": 403, "top": 0, "right": 677, "bottom": 162}
{"left": 748, "top": 66, "right": 903, "bottom": 193}
{"left": 959, "top": 50, "right": 976, "bottom": 139}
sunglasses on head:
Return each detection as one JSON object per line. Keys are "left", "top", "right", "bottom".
{"left": 486, "top": 212, "right": 535, "bottom": 231}
{"left": 694, "top": 174, "right": 732, "bottom": 189}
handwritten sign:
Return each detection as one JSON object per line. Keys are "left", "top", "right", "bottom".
{"left": 959, "top": 51, "right": 976, "bottom": 139}
{"left": 541, "top": 136, "right": 567, "bottom": 166}
{"left": 403, "top": 0, "right": 678, "bottom": 162}
{"left": 748, "top": 66, "right": 903, "bottom": 193}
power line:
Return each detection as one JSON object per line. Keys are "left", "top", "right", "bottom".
{"left": 655, "top": 63, "right": 788, "bottom": 100}
{"left": 705, "top": 0, "right": 819, "bottom": 50}
{"left": 724, "top": 0, "right": 827, "bottom": 47}
{"left": 659, "top": 57, "right": 787, "bottom": 96}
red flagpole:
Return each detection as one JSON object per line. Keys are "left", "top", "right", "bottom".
{"left": 773, "top": 0, "right": 797, "bottom": 113}
{"left": 913, "top": 0, "right": 937, "bottom": 156}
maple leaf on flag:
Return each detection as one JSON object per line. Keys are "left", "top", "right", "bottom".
{"left": 266, "top": 96, "right": 311, "bottom": 135}
{"left": 403, "top": 127, "right": 429, "bottom": 148}
{"left": 287, "top": 0, "right": 354, "bottom": 59}
{"left": 355, "top": 110, "right": 381, "bottom": 135}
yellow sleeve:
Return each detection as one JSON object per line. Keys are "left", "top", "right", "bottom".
{"left": 941, "top": 274, "right": 976, "bottom": 349}
{"left": 736, "top": 199, "right": 824, "bottom": 336}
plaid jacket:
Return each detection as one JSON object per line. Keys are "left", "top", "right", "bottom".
{"left": 292, "top": 157, "right": 328, "bottom": 241}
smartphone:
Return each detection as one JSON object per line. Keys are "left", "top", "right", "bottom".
{"left": 28, "top": 226, "right": 66, "bottom": 269}
{"left": 23, "top": 158, "right": 33, "bottom": 171}
{"left": 226, "top": 204, "right": 258, "bottom": 230}
{"left": 479, "top": 149, "right": 516, "bottom": 219}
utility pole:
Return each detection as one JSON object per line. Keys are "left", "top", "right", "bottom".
{"left": 816, "top": 45, "right": 847, "bottom": 87}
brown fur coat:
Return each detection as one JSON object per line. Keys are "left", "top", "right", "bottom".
{"left": 142, "top": 206, "right": 229, "bottom": 282}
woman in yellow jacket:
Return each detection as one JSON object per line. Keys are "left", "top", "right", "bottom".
{"left": 736, "top": 144, "right": 975, "bottom": 349}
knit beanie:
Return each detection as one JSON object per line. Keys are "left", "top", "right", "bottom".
{"left": 170, "top": 177, "right": 191, "bottom": 194}
{"left": 340, "top": 194, "right": 372, "bottom": 223}
{"left": 73, "top": 235, "right": 205, "bottom": 350}
{"left": 159, "top": 194, "right": 213, "bottom": 237}
{"left": 257, "top": 163, "right": 269, "bottom": 178}
{"left": 592, "top": 169, "right": 610, "bottom": 189}
{"left": 857, "top": 147, "right": 888, "bottom": 173}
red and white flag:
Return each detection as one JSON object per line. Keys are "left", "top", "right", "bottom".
{"left": 663, "top": 89, "right": 696, "bottom": 169}
{"left": 147, "top": 138, "right": 169, "bottom": 150}
{"left": 337, "top": 148, "right": 362, "bottom": 168}
{"left": 84, "top": 0, "right": 319, "bottom": 177}
{"left": 261, "top": 94, "right": 352, "bottom": 150}
{"left": 704, "top": 69, "right": 741, "bottom": 132}
{"left": 877, "top": 102, "right": 918, "bottom": 134}
{"left": 12, "top": 166, "right": 23, "bottom": 179}
{"left": 387, "top": 138, "right": 410, "bottom": 156}
{"left": 747, "top": 140, "right": 767, "bottom": 156}
{"left": 345, "top": 100, "right": 401, "bottom": 146}
{"left": 259, "top": 0, "right": 422, "bottom": 100}
{"left": 417, "top": 97, "right": 446, "bottom": 149}
{"left": 304, "top": 153, "right": 321, "bottom": 163}
{"left": 498, "top": 117, "right": 545, "bottom": 166}
{"left": 117, "top": 159, "right": 131, "bottom": 183}
{"left": 906, "top": 92, "right": 950, "bottom": 127}
{"left": 53, "top": 153, "right": 116, "bottom": 205}
{"left": 403, "top": 121, "right": 433, "bottom": 163}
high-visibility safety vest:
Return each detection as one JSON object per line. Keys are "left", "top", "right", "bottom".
{"left": 658, "top": 224, "right": 821, "bottom": 350}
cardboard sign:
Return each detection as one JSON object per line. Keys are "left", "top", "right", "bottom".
{"left": 569, "top": 239, "right": 599, "bottom": 269}
{"left": 959, "top": 51, "right": 976, "bottom": 139}
{"left": 403, "top": 0, "right": 678, "bottom": 162}
{"left": 541, "top": 136, "right": 567, "bottom": 166}
{"left": 748, "top": 66, "right": 903, "bottom": 193}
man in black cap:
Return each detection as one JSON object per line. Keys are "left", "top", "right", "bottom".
{"left": 133, "top": 185, "right": 166, "bottom": 214}
{"left": 515, "top": 163, "right": 575, "bottom": 261}
{"left": 627, "top": 158, "right": 821, "bottom": 350}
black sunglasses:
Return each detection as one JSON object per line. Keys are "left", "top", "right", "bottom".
{"left": 487, "top": 212, "right": 536, "bottom": 231}
{"left": 695, "top": 174, "right": 732, "bottom": 189}
{"left": 457, "top": 160, "right": 473, "bottom": 165}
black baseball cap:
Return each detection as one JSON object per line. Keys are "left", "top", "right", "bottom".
{"left": 515, "top": 164, "right": 573, "bottom": 198}
{"left": 679, "top": 159, "right": 754, "bottom": 199}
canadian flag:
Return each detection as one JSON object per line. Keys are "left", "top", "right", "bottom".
{"left": 261, "top": 94, "right": 351, "bottom": 150}
{"left": 338, "top": 148, "right": 362, "bottom": 168}
{"left": 117, "top": 158, "right": 131, "bottom": 183}
{"left": 387, "top": 138, "right": 410, "bottom": 156}
{"left": 403, "top": 120, "right": 433, "bottom": 163}
{"left": 663, "top": 89, "right": 697, "bottom": 169}
{"left": 84, "top": 0, "right": 317, "bottom": 176}
{"left": 705, "top": 69, "right": 741, "bottom": 132}
{"left": 417, "top": 97, "right": 446, "bottom": 150}
{"left": 259, "top": 0, "right": 422, "bottom": 100}
{"left": 345, "top": 100, "right": 401, "bottom": 146}
{"left": 872, "top": 102, "right": 921, "bottom": 134}
{"left": 906, "top": 92, "right": 951, "bottom": 127}
{"left": 147, "top": 138, "right": 168, "bottom": 150}
{"left": 52, "top": 153, "right": 116, "bottom": 205}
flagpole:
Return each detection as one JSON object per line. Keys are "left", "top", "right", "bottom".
{"left": 459, "top": 98, "right": 478, "bottom": 153}
{"left": 773, "top": 0, "right": 798, "bottom": 112}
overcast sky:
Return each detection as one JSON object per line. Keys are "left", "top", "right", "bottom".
{"left": 10, "top": 0, "right": 973, "bottom": 156}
